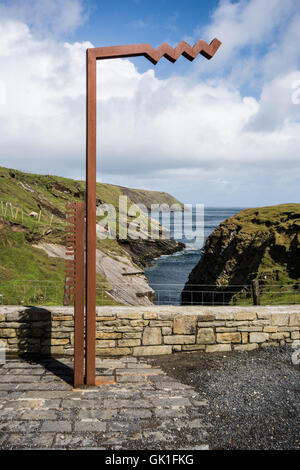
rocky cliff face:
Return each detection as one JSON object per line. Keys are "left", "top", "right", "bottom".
{"left": 0, "top": 166, "right": 184, "bottom": 306}
{"left": 181, "top": 204, "right": 300, "bottom": 305}
{"left": 119, "top": 239, "right": 185, "bottom": 269}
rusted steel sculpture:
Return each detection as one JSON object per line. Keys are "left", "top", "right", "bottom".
{"left": 65, "top": 202, "right": 85, "bottom": 387}
{"left": 86, "top": 39, "right": 221, "bottom": 386}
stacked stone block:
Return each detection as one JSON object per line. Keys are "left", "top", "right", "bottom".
{"left": 0, "top": 306, "right": 299, "bottom": 356}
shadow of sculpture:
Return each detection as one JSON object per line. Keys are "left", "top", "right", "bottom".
{"left": 17, "top": 306, "right": 73, "bottom": 385}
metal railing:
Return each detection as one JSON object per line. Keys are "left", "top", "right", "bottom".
{"left": 0, "top": 280, "right": 299, "bottom": 306}
{"left": 152, "top": 282, "right": 300, "bottom": 306}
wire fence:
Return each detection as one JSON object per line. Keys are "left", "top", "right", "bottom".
{"left": 0, "top": 281, "right": 64, "bottom": 306}
{"left": 0, "top": 280, "right": 300, "bottom": 306}
{"left": 154, "top": 283, "right": 300, "bottom": 306}
{"left": 0, "top": 281, "right": 115, "bottom": 307}
{"left": 0, "top": 200, "right": 65, "bottom": 229}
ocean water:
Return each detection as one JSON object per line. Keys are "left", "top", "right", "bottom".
{"left": 144, "top": 207, "right": 246, "bottom": 305}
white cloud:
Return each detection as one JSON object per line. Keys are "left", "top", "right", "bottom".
{"left": 0, "top": 0, "right": 86, "bottom": 36}
{"left": 0, "top": 0, "right": 299, "bottom": 206}
{"left": 202, "top": 0, "right": 296, "bottom": 64}
{"left": 193, "top": 0, "right": 300, "bottom": 92}
{"left": 0, "top": 19, "right": 90, "bottom": 173}
{"left": 261, "top": 10, "right": 300, "bottom": 80}
{"left": 245, "top": 71, "right": 300, "bottom": 132}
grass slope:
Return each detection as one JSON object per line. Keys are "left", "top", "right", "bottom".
{"left": 116, "top": 185, "right": 183, "bottom": 210}
{"left": 0, "top": 166, "right": 181, "bottom": 305}
{"left": 229, "top": 204, "right": 300, "bottom": 305}
{"left": 183, "top": 203, "right": 300, "bottom": 306}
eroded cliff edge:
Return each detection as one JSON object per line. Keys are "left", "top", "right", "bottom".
{"left": 182, "top": 204, "right": 300, "bottom": 305}
{"left": 0, "top": 166, "right": 184, "bottom": 306}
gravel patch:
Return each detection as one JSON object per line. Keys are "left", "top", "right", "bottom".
{"left": 149, "top": 346, "right": 300, "bottom": 450}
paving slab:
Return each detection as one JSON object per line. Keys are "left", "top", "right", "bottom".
{"left": 0, "top": 356, "right": 210, "bottom": 450}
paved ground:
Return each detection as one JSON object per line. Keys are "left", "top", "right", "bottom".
{"left": 1, "top": 347, "right": 298, "bottom": 450}
{"left": 0, "top": 356, "right": 209, "bottom": 450}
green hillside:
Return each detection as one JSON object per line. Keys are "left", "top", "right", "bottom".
{"left": 0, "top": 166, "right": 181, "bottom": 306}
{"left": 116, "top": 185, "right": 183, "bottom": 210}
{"left": 182, "top": 204, "right": 300, "bottom": 306}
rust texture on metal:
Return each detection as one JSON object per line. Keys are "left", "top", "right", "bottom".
{"left": 65, "top": 202, "right": 85, "bottom": 388}
{"left": 74, "top": 202, "right": 85, "bottom": 388}
{"left": 86, "top": 50, "right": 97, "bottom": 385}
{"left": 86, "top": 38, "right": 222, "bottom": 387}
{"left": 89, "top": 39, "right": 221, "bottom": 64}
{"left": 65, "top": 202, "right": 76, "bottom": 306}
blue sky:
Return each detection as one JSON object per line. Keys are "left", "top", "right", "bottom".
{"left": 0, "top": 0, "right": 299, "bottom": 206}
{"left": 54, "top": 1, "right": 221, "bottom": 44}
{"left": 73, "top": 0, "right": 221, "bottom": 74}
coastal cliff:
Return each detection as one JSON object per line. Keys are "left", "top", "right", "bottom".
{"left": 0, "top": 166, "right": 183, "bottom": 306}
{"left": 181, "top": 204, "right": 300, "bottom": 305}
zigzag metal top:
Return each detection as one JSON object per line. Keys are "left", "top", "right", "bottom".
{"left": 88, "top": 38, "right": 221, "bottom": 64}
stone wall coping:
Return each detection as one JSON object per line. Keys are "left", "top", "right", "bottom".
{"left": 1, "top": 305, "right": 300, "bottom": 315}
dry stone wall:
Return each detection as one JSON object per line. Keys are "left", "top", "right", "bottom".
{"left": 0, "top": 306, "right": 299, "bottom": 356}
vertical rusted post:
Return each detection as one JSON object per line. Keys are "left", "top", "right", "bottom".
{"left": 74, "top": 202, "right": 85, "bottom": 388}
{"left": 252, "top": 280, "right": 260, "bottom": 306}
{"left": 86, "top": 49, "right": 96, "bottom": 385}
{"left": 65, "top": 202, "right": 85, "bottom": 388}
